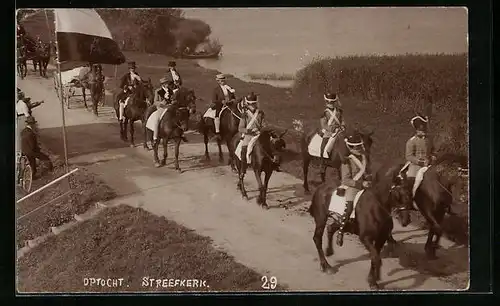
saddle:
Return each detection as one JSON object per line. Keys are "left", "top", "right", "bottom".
{"left": 307, "top": 130, "right": 341, "bottom": 159}
{"left": 328, "top": 187, "right": 365, "bottom": 220}
{"left": 234, "top": 134, "right": 260, "bottom": 164}
{"left": 146, "top": 106, "right": 170, "bottom": 132}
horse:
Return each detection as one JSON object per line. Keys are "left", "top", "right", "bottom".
{"left": 174, "top": 86, "right": 198, "bottom": 125}
{"left": 113, "top": 79, "right": 154, "bottom": 146}
{"left": 18, "top": 36, "right": 38, "bottom": 73}
{"left": 230, "top": 129, "right": 287, "bottom": 209}
{"left": 301, "top": 129, "right": 374, "bottom": 194}
{"left": 199, "top": 99, "right": 245, "bottom": 170}
{"left": 144, "top": 103, "right": 192, "bottom": 171}
{"left": 308, "top": 163, "right": 413, "bottom": 290}
{"left": 17, "top": 45, "right": 27, "bottom": 79}
{"left": 407, "top": 153, "right": 468, "bottom": 259}
{"left": 34, "top": 41, "right": 51, "bottom": 78}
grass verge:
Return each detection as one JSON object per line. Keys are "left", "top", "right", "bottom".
{"left": 17, "top": 205, "right": 287, "bottom": 293}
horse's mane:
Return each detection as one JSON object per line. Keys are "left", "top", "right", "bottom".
{"left": 371, "top": 163, "right": 404, "bottom": 200}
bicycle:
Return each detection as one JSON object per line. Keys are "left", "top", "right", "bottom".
{"left": 16, "top": 152, "right": 33, "bottom": 193}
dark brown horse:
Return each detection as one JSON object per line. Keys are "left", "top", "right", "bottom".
{"left": 34, "top": 41, "right": 51, "bottom": 78}
{"left": 17, "top": 45, "right": 27, "bottom": 79}
{"left": 199, "top": 99, "right": 245, "bottom": 170}
{"left": 113, "top": 79, "right": 154, "bottom": 146}
{"left": 18, "top": 35, "right": 38, "bottom": 73}
{"left": 409, "top": 153, "right": 468, "bottom": 259}
{"left": 308, "top": 163, "right": 413, "bottom": 289}
{"left": 144, "top": 103, "right": 193, "bottom": 171}
{"left": 301, "top": 129, "right": 374, "bottom": 193}
{"left": 230, "top": 129, "right": 287, "bottom": 209}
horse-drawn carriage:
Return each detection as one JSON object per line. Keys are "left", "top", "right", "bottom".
{"left": 53, "top": 66, "right": 105, "bottom": 109}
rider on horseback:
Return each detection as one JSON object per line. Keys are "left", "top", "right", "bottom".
{"left": 336, "top": 131, "right": 371, "bottom": 247}
{"left": 150, "top": 77, "right": 174, "bottom": 144}
{"left": 402, "top": 114, "right": 437, "bottom": 188}
{"left": 319, "top": 92, "right": 346, "bottom": 161}
{"left": 238, "top": 92, "right": 265, "bottom": 177}
{"left": 212, "top": 74, "right": 236, "bottom": 140}
{"left": 118, "top": 61, "right": 142, "bottom": 122}
{"left": 168, "top": 61, "right": 182, "bottom": 89}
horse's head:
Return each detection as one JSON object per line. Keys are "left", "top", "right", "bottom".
{"left": 270, "top": 129, "right": 287, "bottom": 152}
{"left": 174, "top": 105, "right": 191, "bottom": 132}
{"left": 141, "top": 78, "right": 154, "bottom": 105}
{"left": 374, "top": 163, "right": 414, "bottom": 227}
{"left": 180, "top": 88, "right": 197, "bottom": 115}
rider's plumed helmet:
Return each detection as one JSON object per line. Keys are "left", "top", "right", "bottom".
{"left": 324, "top": 92, "right": 340, "bottom": 109}
{"left": 410, "top": 114, "right": 428, "bottom": 131}
{"left": 344, "top": 131, "right": 365, "bottom": 155}
{"left": 245, "top": 92, "right": 258, "bottom": 105}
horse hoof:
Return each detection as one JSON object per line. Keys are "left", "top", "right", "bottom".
{"left": 176, "top": 169, "right": 182, "bottom": 173}
{"left": 130, "top": 144, "right": 135, "bottom": 148}
{"left": 242, "top": 195, "right": 248, "bottom": 200}
{"left": 154, "top": 162, "right": 161, "bottom": 168}
{"left": 369, "top": 283, "right": 380, "bottom": 290}
{"left": 261, "top": 204, "right": 269, "bottom": 210}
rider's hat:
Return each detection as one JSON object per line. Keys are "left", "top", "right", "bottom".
{"left": 25, "top": 116, "right": 37, "bottom": 125}
{"left": 245, "top": 92, "right": 258, "bottom": 104}
{"left": 216, "top": 74, "right": 226, "bottom": 81}
{"left": 324, "top": 92, "right": 339, "bottom": 108}
{"left": 128, "top": 61, "right": 136, "bottom": 69}
{"left": 344, "top": 131, "right": 365, "bottom": 153}
{"left": 168, "top": 61, "right": 176, "bottom": 67}
{"left": 159, "top": 76, "right": 169, "bottom": 84}
{"left": 410, "top": 114, "right": 428, "bottom": 130}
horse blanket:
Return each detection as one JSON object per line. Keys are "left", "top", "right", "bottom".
{"left": 307, "top": 132, "right": 340, "bottom": 158}
{"left": 234, "top": 134, "right": 260, "bottom": 164}
{"left": 146, "top": 107, "right": 170, "bottom": 133}
{"left": 203, "top": 105, "right": 229, "bottom": 119}
{"left": 328, "top": 186, "right": 365, "bottom": 219}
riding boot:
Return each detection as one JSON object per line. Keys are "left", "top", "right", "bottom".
{"left": 319, "top": 137, "right": 328, "bottom": 169}
{"left": 214, "top": 117, "right": 221, "bottom": 140}
{"left": 240, "top": 145, "right": 248, "bottom": 178}
{"left": 336, "top": 201, "right": 354, "bottom": 247}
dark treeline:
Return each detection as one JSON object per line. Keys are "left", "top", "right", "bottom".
{"left": 17, "top": 8, "right": 213, "bottom": 56}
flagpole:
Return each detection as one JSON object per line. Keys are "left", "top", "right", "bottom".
{"left": 53, "top": 11, "right": 69, "bottom": 173}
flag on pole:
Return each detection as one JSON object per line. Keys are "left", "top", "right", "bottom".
{"left": 54, "top": 9, "right": 125, "bottom": 66}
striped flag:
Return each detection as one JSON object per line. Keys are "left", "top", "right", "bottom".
{"left": 54, "top": 9, "right": 125, "bottom": 66}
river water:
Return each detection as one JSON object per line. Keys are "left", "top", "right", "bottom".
{"left": 184, "top": 7, "right": 467, "bottom": 88}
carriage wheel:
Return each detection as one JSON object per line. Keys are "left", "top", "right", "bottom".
{"left": 20, "top": 156, "right": 33, "bottom": 193}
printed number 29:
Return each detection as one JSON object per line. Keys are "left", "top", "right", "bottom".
{"left": 261, "top": 276, "right": 277, "bottom": 289}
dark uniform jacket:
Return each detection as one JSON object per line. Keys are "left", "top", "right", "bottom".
{"left": 212, "top": 84, "right": 236, "bottom": 105}
{"left": 21, "top": 127, "right": 40, "bottom": 155}
{"left": 119, "top": 72, "right": 141, "bottom": 91}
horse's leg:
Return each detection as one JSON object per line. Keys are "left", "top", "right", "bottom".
{"left": 227, "top": 137, "right": 237, "bottom": 172}
{"left": 203, "top": 129, "right": 210, "bottom": 161}
{"left": 254, "top": 169, "right": 264, "bottom": 206}
{"left": 320, "top": 160, "right": 327, "bottom": 183}
{"left": 82, "top": 87, "right": 88, "bottom": 109}
{"left": 430, "top": 207, "right": 446, "bottom": 258}
{"left": 239, "top": 168, "right": 249, "bottom": 200}
{"left": 260, "top": 168, "right": 273, "bottom": 209}
{"left": 326, "top": 222, "right": 340, "bottom": 256}
{"left": 360, "top": 235, "right": 381, "bottom": 290}
{"left": 313, "top": 220, "right": 333, "bottom": 272}
{"left": 153, "top": 136, "right": 161, "bottom": 168}
{"left": 142, "top": 120, "right": 149, "bottom": 150}
{"left": 129, "top": 119, "right": 135, "bottom": 147}
{"left": 123, "top": 118, "right": 129, "bottom": 141}
{"left": 174, "top": 137, "right": 181, "bottom": 172}
{"left": 303, "top": 154, "right": 311, "bottom": 194}
{"left": 217, "top": 138, "right": 224, "bottom": 163}
{"left": 161, "top": 137, "right": 168, "bottom": 166}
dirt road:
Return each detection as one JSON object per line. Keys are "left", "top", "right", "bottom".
{"left": 17, "top": 73, "right": 469, "bottom": 291}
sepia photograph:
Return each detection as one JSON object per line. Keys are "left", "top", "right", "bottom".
{"left": 15, "top": 7, "right": 469, "bottom": 293}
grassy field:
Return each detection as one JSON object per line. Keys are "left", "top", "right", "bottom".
{"left": 100, "top": 50, "right": 468, "bottom": 245}
{"left": 17, "top": 205, "right": 286, "bottom": 293}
